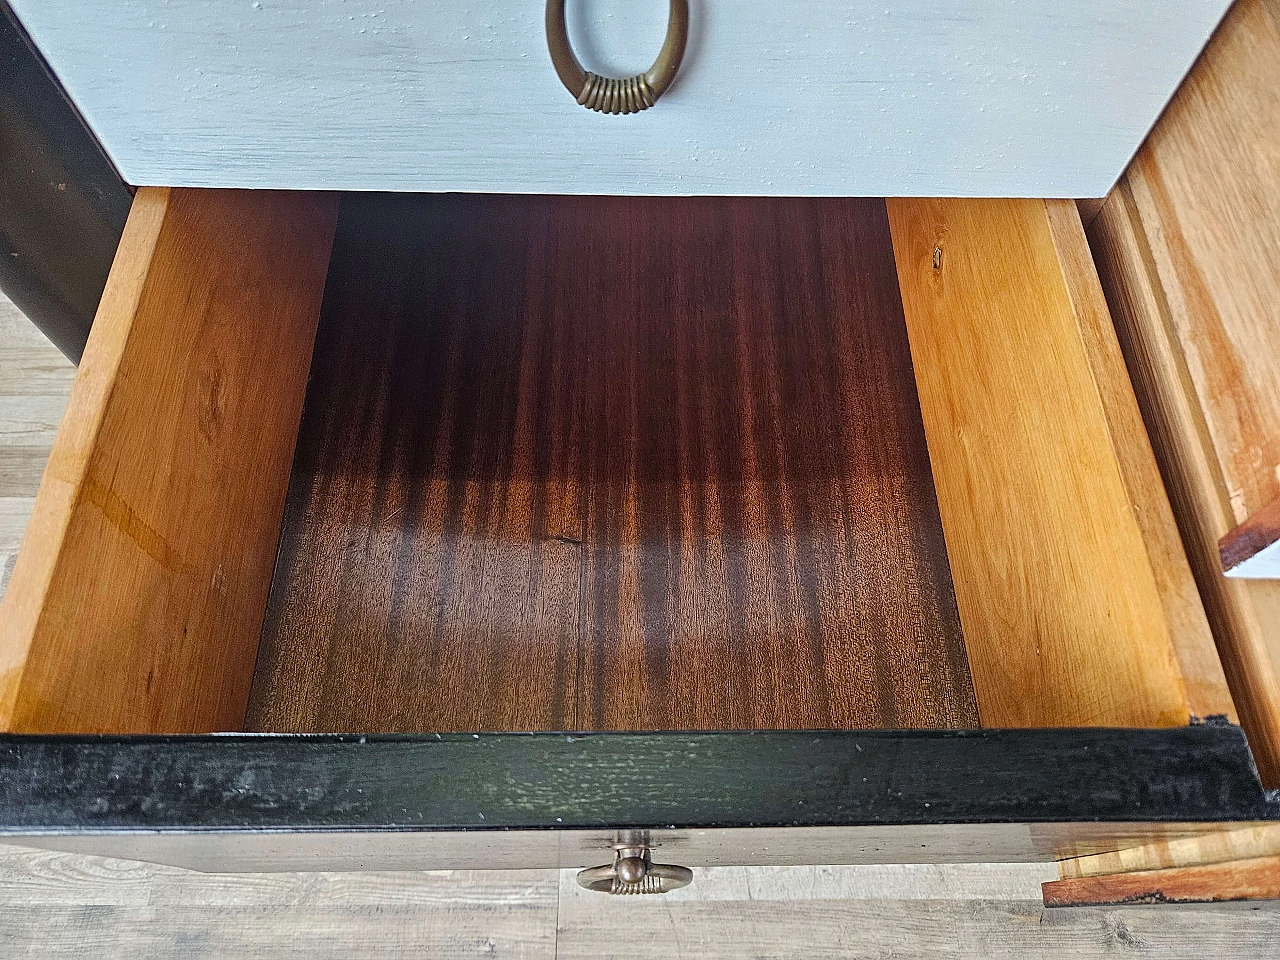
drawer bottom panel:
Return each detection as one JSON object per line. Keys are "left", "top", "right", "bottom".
{"left": 248, "top": 194, "right": 976, "bottom": 735}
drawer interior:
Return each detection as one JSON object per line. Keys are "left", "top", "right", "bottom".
{"left": 246, "top": 194, "right": 976, "bottom": 732}
{"left": 0, "top": 189, "right": 1239, "bottom": 740}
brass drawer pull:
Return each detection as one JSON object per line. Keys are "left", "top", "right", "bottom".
{"left": 546, "top": 0, "right": 689, "bottom": 114}
{"left": 576, "top": 832, "right": 693, "bottom": 894}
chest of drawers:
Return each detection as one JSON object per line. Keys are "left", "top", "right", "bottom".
{"left": 2, "top": 0, "right": 1277, "bottom": 892}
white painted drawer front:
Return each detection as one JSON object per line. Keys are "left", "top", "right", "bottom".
{"left": 12, "top": 0, "right": 1228, "bottom": 196}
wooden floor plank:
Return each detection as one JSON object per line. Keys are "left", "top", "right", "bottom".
{"left": 0, "top": 396, "right": 70, "bottom": 498}
{"left": 0, "top": 395, "right": 69, "bottom": 449}
{"left": 0, "top": 300, "right": 77, "bottom": 395}
{"left": 249, "top": 194, "right": 977, "bottom": 733}
{"left": 0, "top": 844, "right": 559, "bottom": 960}
{"left": 0, "top": 297, "right": 67, "bottom": 601}
{"left": 0, "top": 905, "right": 558, "bottom": 960}
{"left": 0, "top": 496, "right": 34, "bottom": 553}
{"left": 4, "top": 842, "right": 1280, "bottom": 960}
{"left": 556, "top": 890, "right": 1280, "bottom": 960}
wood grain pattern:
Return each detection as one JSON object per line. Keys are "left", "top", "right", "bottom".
{"left": 1124, "top": 0, "right": 1280, "bottom": 526}
{"left": 1059, "top": 823, "right": 1280, "bottom": 881}
{"left": 557, "top": 887, "right": 1280, "bottom": 960}
{"left": 0, "top": 843, "right": 559, "bottom": 960}
{"left": 3, "top": 836, "right": 1280, "bottom": 960}
{"left": 6, "top": 229, "right": 1280, "bottom": 955}
{"left": 0, "top": 187, "right": 338, "bottom": 733}
{"left": 886, "top": 197, "right": 1231, "bottom": 728}
{"left": 1089, "top": 180, "right": 1280, "bottom": 780}
{"left": 1075, "top": 198, "right": 1107, "bottom": 228}
{"left": 249, "top": 194, "right": 977, "bottom": 733}
{"left": 0, "top": 499, "right": 35, "bottom": 558}
{"left": 1044, "top": 855, "right": 1280, "bottom": 907}
{"left": 1085, "top": 0, "right": 1280, "bottom": 782}
{"left": 1046, "top": 200, "right": 1234, "bottom": 723}
{"left": 6, "top": 0, "right": 1231, "bottom": 198}
{"left": 0, "top": 294, "right": 74, "bottom": 615}
{"left": 1222, "top": 496, "right": 1280, "bottom": 577}
{"left": 12, "top": 896, "right": 1280, "bottom": 960}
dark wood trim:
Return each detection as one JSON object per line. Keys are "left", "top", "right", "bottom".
{"left": 0, "top": 726, "right": 1275, "bottom": 834}
{"left": 0, "top": 1, "right": 131, "bottom": 360}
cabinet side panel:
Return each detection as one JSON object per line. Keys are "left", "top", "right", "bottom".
{"left": 0, "top": 188, "right": 338, "bottom": 732}
{"left": 1046, "top": 199, "right": 1233, "bottom": 724}
{"left": 888, "top": 197, "right": 1193, "bottom": 728}
{"left": 1085, "top": 0, "right": 1280, "bottom": 785}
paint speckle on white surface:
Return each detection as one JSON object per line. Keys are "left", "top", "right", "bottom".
{"left": 8, "top": 0, "right": 1231, "bottom": 196}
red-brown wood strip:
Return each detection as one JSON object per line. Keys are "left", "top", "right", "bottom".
{"left": 1043, "top": 855, "right": 1280, "bottom": 907}
{"left": 1220, "top": 495, "right": 1280, "bottom": 577}
{"left": 247, "top": 195, "right": 977, "bottom": 733}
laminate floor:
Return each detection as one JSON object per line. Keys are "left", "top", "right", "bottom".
{"left": 3, "top": 841, "right": 1280, "bottom": 960}
{"left": 4, "top": 291, "right": 1278, "bottom": 959}
{"left": 0, "top": 294, "right": 77, "bottom": 594}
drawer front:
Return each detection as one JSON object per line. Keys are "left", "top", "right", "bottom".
{"left": 2, "top": 728, "right": 1276, "bottom": 872}
{"left": 9, "top": 0, "right": 1230, "bottom": 197}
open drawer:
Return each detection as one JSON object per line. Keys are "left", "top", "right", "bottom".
{"left": 0, "top": 188, "right": 1275, "bottom": 876}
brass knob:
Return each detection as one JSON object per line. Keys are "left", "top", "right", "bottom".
{"left": 545, "top": 0, "right": 690, "bottom": 114}
{"left": 577, "top": 835, "right": 693, "bottom": 895}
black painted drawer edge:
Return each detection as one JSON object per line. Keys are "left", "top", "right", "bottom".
{"left": 0, "top": 727, "right": 1276, "bottom": 833}
{"left": 0, "top": 2, "right": 131, "bottom": 362}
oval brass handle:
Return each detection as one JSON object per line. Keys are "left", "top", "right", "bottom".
{"left": 576, "top": 836, "right": 693, "bottom": 895}
{"left": 546, "top": 0, "right": 689, "bottom": 114}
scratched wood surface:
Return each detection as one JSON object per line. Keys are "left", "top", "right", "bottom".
{"left": 247, "top": 194, "right": 978, "bottom": 733}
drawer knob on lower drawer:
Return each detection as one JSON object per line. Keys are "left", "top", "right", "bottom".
{"left": 577, "top": 833, "right": 694, "bottom": 895}
{"left": 546, "top": 0, "right": 689, "bottom": 114}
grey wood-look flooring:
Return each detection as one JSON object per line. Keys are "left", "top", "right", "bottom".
{"left": 3, "top": 292, "right": 1279, "bottom": 957}
{"left": 0, "top": 294, "right": 76, "bottom": 594}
